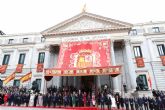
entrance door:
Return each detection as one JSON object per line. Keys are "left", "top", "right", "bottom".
{"left": 81, "top": 76, "right": 95, "bottom": 94}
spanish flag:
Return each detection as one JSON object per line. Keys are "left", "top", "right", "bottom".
{"left": 20, "top": 72, "right": 32, "bottom": 83}
{"left": 148, "top": 72, "right": 152, "bottom": 89}
{"left": 3, "top": 72, "right": 16, "bottom": 84}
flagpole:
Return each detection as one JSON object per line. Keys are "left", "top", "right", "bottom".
{"left": 29, "top": 47, "right": 34, "bottom": 89}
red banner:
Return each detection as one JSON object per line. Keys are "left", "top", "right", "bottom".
{"left": 135, "top": 57, "right": 145, "bottom": 67}
{"left": 15, "top": 64, "right": 24, "bottom": 73}
{"left": 0, "top": 65, "right": 8, "bottom": 73}
{"left": 45, "top": 40, "right": 121, "bottom": 77}
{"left": 3, "top": 72, "right": 15, "bottom": 84}
{"left": 45, "top": 66, "right": 121, "bottom": 77}
{"left": 160, "top": 56, "right": 165, "bottom": 66}
{"left": 57, "top": 40, "right": 111, "bottom": 69}
{"left": 37, "top": 63, "right": 44, "bottom": 72}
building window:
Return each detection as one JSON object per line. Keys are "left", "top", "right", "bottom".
{"left": 2, "top": 54, "right": 10, "bottom": 65}
{"left": 138, "top": 75, "right": 148, "bottom": 89}
{"left": 18, "top": 53, "right": 26, "bottom": 64}
{"left": 133, "top": 46, "right": 143, "bottom": 58}
{"left": 38, "top": 52, "right": 45, "bottom": 64}
{"left": 157, "top": 44, "right": 165, "bottom": 56}
{"left": 8, "top": 39, "right": 14, "bottom": 44}
{"left": 152, "top": 27, "right": 160, "bottom": 33}
{"left": 23, "top": 38, "right": 28, "bottom": 43}
{"left": 129, "top": 29, "right": 137, "bottom": 36}
{"left": 41, "top": 37, "right": 46, "bottom": 42}
{"left": 13, "top": 79, "right": 20, "bottom": 87}
{"left": 36, "top": 79, "right": 41, "bottom": 91}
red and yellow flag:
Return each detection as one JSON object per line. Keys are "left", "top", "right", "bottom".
{"left": 3, "top": 72, "right": 16, "bottom": 84}
{"left": 20, "top": 72, "right": 32, "bottom": 83}
{"left": 148, "top": 72, "right": 152, "bottom": 89}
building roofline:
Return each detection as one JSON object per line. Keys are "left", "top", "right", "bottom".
{"left": 134, "top": 21, "right": 165, "bottom": 26}
{"left": 0, "top": 32, "right": 41, "bottom": 37}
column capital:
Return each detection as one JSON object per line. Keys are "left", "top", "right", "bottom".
{"left": 124, "top": 39, "right": 131, "bottom": 46}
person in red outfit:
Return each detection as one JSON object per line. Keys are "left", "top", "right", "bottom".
{"left": 4, "top": 93, "right": 8, "bottom": 106}
{"left": 83, "top": 92, "right": 87, "bottom": 107}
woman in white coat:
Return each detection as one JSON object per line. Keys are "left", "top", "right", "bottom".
{"left": 29, "top": 93, "right": 35, "bottom": 106}
{"left": 111, "top": 95, "right": 117, "bottom": 109}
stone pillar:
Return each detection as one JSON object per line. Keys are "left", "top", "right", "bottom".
{"left": 73, "top": 77, "right": 77, "bottom": 87}
{"left": 111, "top": 40, "right": 120, "bottom": 92}
{"left": 147, "top": 39, "right": 155, "bottom": 60}
{"left": 125, "top": 40, "right": 137, "bottom": 90}
{"left": 97, "top": 76, "right": 101, "bottom": 89}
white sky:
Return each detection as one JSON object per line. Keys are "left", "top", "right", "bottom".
{"left": 0, "top": 0, "right": 165, "bottom": 34}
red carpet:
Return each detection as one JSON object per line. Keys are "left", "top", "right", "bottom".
{"left": 0, "top": 106, "right": 123, "bottom": 110}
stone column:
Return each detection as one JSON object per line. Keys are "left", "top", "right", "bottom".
{"left": 41, "top": 46, "right": 51, "bottom": 93}
{"left": 97, "top": 76, "right": 101, "bottom": 89}
{"left": 111, "top": 40, "right": 120, "bottom": 92}
{"left": 125, "top": 40, "right": 137, "bottom": 90}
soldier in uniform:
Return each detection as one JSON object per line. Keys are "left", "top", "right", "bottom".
{"left": 124, "top": 97, "right": 129, "bottom": 110}
{"left": 134, "top": 97, "right": 139, "bottom": 110}
{"left": 138, "top": 97, "right": 143, "bottom": 110}
{"left": 148, "top": 97, "right": 154, "bottom": 110}
{"left": 143, "top": 95, "right": 149, "bottom": 110}
{"left": 129, "top": 97, "right": 134, "bottom": 110}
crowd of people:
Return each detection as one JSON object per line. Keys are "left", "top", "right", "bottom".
{"left": 0, "top": 86, "right": 165, "bottom": 110}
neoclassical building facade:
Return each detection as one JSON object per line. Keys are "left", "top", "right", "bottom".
{"left": 0, "top": 12, "right": 165, "bottom": 95}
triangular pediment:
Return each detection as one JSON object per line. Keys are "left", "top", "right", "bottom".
{"left": 42, "top": 12, "right": 132, "bottom": 35}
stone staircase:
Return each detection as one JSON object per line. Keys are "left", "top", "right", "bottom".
{"left": 151, "top": 61, "right": 165, "bottom": 90}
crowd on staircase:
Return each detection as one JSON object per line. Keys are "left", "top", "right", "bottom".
{"left": 0, "top": 86, "right": 165, "bottom": 110}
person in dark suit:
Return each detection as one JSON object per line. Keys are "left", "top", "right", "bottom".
{"left": 155, "top": 97, "right": 161, "bottom": 110}
{"left": 106, "top": 94, "right": 112, "bottom": 110}
{"left": 47, "top": 93, "right": 52, "bottom": 107}
{"left": 17, "top": 93, "right": 22, "bottom": 106}
{"left": 134, "top": 97, "right": 139, "bottom": 110}
{"left": 52, "top": 93, "right": 57, "bottom": 107}
{"left": 100, "top": 93, "right": 105, "bottom": 110}
{"left": 120, "top": 97, "right": 124, "bottom": 110}
{"left": 138, "top": 97, "right": 143, "bottom": 110}
{"left": 25, "top": 93, "right": 30, "bottom": 107}
{"left": 42, "top": 94, "right": 47, "bottom": 107}
{"left": 148, "top": 97, "right": 154, "bottom": 110}
{"left": 78, "top": 91, "right": 83, "bottom": 107}
{"left": 143, "top": 96, "right": 149, "bottom": 110}
{"left": 58, "top": 93, "right": 62, "bottom": 108}
{"left": 124, "top": 97, "right": 129, "bottom": 110}
{"left": 115, "top": 95, "right": 120, "bottom": 109}
{"left": 33, "top": 93, "right": 38, "bottom": 107}
{"left": 8, "top": 93, "right": 13, "bottom": 106}
{"left": 63, "top": 93, "right": 68, "bottom": 107}
{"left": 129, "top": 97, "right": 134, "bottom": 110}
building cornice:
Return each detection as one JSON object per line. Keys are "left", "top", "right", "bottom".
{"left": 0, "top": 32, "right": 40, "bottom": 37}
{"left": 43, "top": 27, "right": 131, "bottom": 37}
{"left": 144, "top": 31, "right": 165, "bottom": 36}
